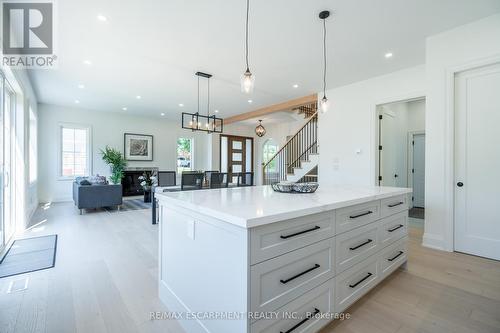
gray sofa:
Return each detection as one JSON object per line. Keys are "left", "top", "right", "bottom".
{"left": 73, "top": 181, "right": 123, "bottom": 214}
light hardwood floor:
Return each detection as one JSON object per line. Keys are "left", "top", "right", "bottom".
{"left": 0, "top": 203, "right": 499, "bottom": 333}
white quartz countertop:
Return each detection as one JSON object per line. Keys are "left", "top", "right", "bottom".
{"left": 156, "top": 185, "right": 412, "bottom": 228}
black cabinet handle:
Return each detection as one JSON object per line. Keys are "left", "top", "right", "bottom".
{"left": 280, "top": 264, "right": 320, "bottom": 284}
{"left": 457, "top": 182, "right": 464, "bottom": 187}
{"left": 349, "top": 239, "right": 373, "bottom": 251}
{"left": 280, "top": 308, "right": 320, "bottom": 333}
{"left": 387, "top": 202, "right": 403, "bottom": 208}
{"left": 388, "top": 224, "right": 404, "bottom": 232}
{"left": 349, "top": 211, "right": 373, "bottom": 219}
{"left": 349, "top": 272, "right": 373, "bottom": 288}
{"left": 388, "top": 251, "right": 404, "bottom": 262}
{"left": 280, "top": 226, "right": 320, "bottom": 239}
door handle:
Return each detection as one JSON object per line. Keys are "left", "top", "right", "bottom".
{"left": 457, "top": 182, "right": 464, "bottom": 187}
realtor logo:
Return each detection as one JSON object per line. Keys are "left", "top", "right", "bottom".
{"left": 2, "top": 2, "right": 53, "bottom": 54}
{"left": 1, "top": 1, "right": 56, "bottom": 68}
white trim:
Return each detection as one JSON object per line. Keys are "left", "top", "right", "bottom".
{"left": 442, "top": 53, "right": 500, "bottom": 252}
{"left": 57, "top": 122, "right": 92, "bottom": 180}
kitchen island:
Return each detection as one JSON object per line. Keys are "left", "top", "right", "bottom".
{"left": 156, "top": 185, "right": 411, "bottom": 333}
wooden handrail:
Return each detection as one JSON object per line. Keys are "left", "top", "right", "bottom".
{"left": 262, "top": 111, "right": 318, "bottom": 170}
{"left": 287, "top": 141, "right": 318, "bottom": 173}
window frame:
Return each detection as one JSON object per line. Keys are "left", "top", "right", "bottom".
{"left": 57, "top": 122, "right": 92, "bottom": 181}
{"left": 28, "top": 104, "right": 37, "bottom": 184}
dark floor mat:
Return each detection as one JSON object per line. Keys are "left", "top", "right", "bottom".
{"left": 105, "top": 198, "right": 151, "bottom": 212}
{"left": 0, "top": 235, "right": 57, "bottom": 278}
{"left": 409, "top": 207, "right": 424, "bottom": 219}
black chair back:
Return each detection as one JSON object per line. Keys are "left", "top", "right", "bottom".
{"left": 205, "top": 171, "right": 219, "bottom": 186}
{"left": 237, "top": 172, "right": 254, "bottom": 187}
{"left": 181, "top": 172, "right": 204, "bottom": 190}
{"left": 157, "top": 171, "right": 176, "bottom": 186}
{"left": 210, "top": 172, "right": 228, "bottom": 188}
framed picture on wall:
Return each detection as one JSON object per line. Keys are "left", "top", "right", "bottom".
{"left": 124, "top": 133, "right": 153, "bottom": 161}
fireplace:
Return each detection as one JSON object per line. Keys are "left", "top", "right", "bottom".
{"left": 122, "top": 168, "right": 158, "bottom": 196}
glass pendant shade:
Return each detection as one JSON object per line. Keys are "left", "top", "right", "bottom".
{"left": 255, "top": 120, "right": 266, "bottom": 137}
{"left": 320, "top": 96, "right": 329, "bottom": 113}
{"left": 241, "top": 69, "right": 255, "bottom": 94}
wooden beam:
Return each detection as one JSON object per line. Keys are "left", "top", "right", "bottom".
{"left": 224, "top": 94, "right": 318, "bottom": 125}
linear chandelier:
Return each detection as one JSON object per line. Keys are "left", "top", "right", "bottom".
{"left": 181, "top": 71, "right": 223, "bottom": 133}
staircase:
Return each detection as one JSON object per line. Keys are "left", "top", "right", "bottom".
{"left": 262, "top": 109, "right": 318, "bottom": 185}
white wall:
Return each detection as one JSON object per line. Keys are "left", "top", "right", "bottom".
{"left": 318, "top": 65, "right": 426, "bottom": 187}
{"left": 424, "top": 13, "right": 500, "bottom": 251}
{"left": 38, "top": 104, "right": 212, "bottom": 202}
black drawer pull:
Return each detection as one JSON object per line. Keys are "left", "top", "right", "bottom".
{"left": 280, "top": 226, "right": 320, "bottom": 239}
{"left": 349, "top": 239, "right": 373, "bottom": 251}
{"left": 387, "top": 201, "right": 404, "bottom": 208}
{"left": 280, "top": 308, "right": 320, "bottom": 333}
{"left": 280, "top": 264, "right": 320, "bottom": 284}
{"left": 388, "top": 224, "right": 404, "bottom": 232}
{"left": 349, "top": 211, "right": 373, "bottom": 219}
{"left": 349, "top": 272, "right": 373, "bottom": 288}
{"left": 388, "top": 251, "right": 404, "bottom": 262}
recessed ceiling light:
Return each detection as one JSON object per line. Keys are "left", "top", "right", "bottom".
{"left": 293, "top": 84, "right": 299, "bottom": 88}
{"left": 136, "top": 95, "right": 141, "bottom": 99}
{"left": 248, "top": 99, "right": 253, "bottom": 103}
{"left": 214, "top": 110, "right": 219, "bottom": 113}
{"left": 179, "top": 103, "right": 184, "bottom": 107}
{"left": 385, "top": 52, "right": 393, "bottom": 58}
{"left": 122, "top": 107, "right": 127, "bottom": 111}
{"left": 160, "top": 113, "right": 165, "bottom": 116}
{"left": 78, "top": 84, "right": 85, "bottom": 89}
{"left": 97, "top": 14, "right": 107, "bottom": 22}
{"left": 83, "top": 60, "right": 92, "bottom": 65}
{"left": 74, "top": 100, "right": 80, "bottom": 104}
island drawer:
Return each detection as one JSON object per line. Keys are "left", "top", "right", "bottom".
{"left": 250, "top": 238, "right": 335, "bottom": 314}
{"left": 335, "top": 200, "right": 381, "bottom": 234}
{"left": 380, "top": 194, "right": 409, "bottom": 218}
{"left": 250, "top": 278, "right": 335, "bottom": 333}
{"left": 335, "top": 254, "right": 379, "bottom": 313}
{"left": 250, "top": 211, "right": 335, "bottom": 265}
{"left": 335, "top": 221, "right": 380, "bottom": 274}
{"left": 378, "top": 211, "right": 408, "bottom": 248}
{"left": 380, "top": 236, "right": 408, "bottom": 279}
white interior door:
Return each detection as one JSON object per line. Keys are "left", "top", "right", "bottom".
{"left": 454, "top": 62, "right": 500, "bottom": 260}
{"left": 412, "top": 134, "right": 425, "bottom": 207}
{"left": 379, "top": 110, "right": 405, "bottom": 187}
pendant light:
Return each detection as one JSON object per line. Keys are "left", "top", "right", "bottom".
{"left": 319, "top": 10, "right": 330, "bottom": 113}
{"left": 241, "top": 0, "right": 255, "bottom": 93}
{"left": 255, "top": 120, "right": 266, "bottom": 137}
{"left": 181, "top": 72, "right": 224, "bottom": 133}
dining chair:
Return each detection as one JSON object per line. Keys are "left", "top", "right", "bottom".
{"left": 210, "top": 172, "right": 228, "bottom": 188}
{"left": 181, "top": 172, "right": 204, "bottom": 190}
{"left": 157, "top": 171, "right": 176, "bottom": 186}
{"left": 237, "top": 172, "right": 254, "bottom": 187}
{"left": 204, "top": 170, "right": 219, "bottom": 188}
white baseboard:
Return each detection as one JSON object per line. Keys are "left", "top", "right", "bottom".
{"left": 422, "top": 232, "right": 449, "bottom": 251}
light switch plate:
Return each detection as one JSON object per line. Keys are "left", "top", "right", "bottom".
{"left": 187, "top": 220, "right": 195, "bottom": 240}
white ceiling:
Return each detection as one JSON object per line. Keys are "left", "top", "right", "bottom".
{"left": 28, "top": 0, "right": 500, "bottom": 120}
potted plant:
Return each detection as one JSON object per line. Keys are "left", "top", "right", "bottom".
{"left": 138, "top": 171, "right": 157, "bottom": 202}
{"left": 100, "top": 146, "right": 127, "bottom": 185}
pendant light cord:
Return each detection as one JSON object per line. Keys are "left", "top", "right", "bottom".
{"left": 322, "top": 17, "right": 327, "bottom": 99}
{"left": 245, "top": 0, "right": 250, "bottom": 71}
{"left": 197, "top": 75, "right": 200, "bottom": 114}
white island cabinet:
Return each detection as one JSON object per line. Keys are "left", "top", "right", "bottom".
{"left": 156, "top": 185, "right": 411, "bottom": 333}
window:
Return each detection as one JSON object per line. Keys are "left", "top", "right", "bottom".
{"left": 176, "top": 138, "right": 193, "bottom": 174}
{"left": 263, "top": 139, "right": 279, "bottom": 172}
{"left": 29, "top": 106, "right": 37, "bottom": 183}
{"left": 59, "top": 124, "right": 91, "bottom": 179}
